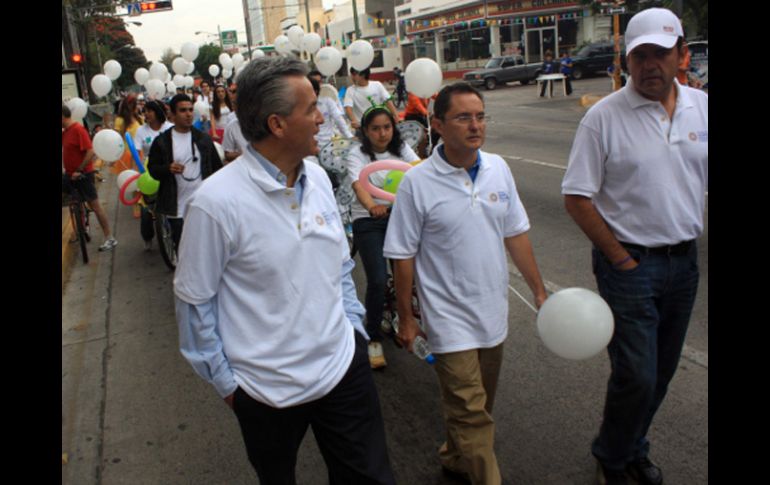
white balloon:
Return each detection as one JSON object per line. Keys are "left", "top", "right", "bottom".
{"left": 405, "top": 58, "right": 443, "bottom": 98}
{"left": 149, "top": 62, "right": 168, "bottom": 81}
{"left": 209, "top": 64, "right": 220, "bottom": 77}
{"left": 166, "top": 81, "right": 177, "bottom": 94}
{"left": 301, "top": 32, "right": 322, "bottom": 54}
{"left": 536, "top": 288, "right": 614, "bottom": 360}
{"left": 274, "top": 35, "right": 293, "bottom": 55}
{"left": 145, "top": 78, "right": 166, "bottom": 99}
{"left": 172, "top": 57, "right": 188, "bottom": 75}
{"left": 218, "top": 53, "right": 231, "bottom": 66}
{"left": 252, "top": 49, "right": 265, "bottom": 59}
{"left": 184, "top": 76, "right": 195, "bottom": 88}
{"left": 93, "top": 129, "right": 125, "bottom": 162}
{"left": 134, "top": 67, "right": 150, "bottom": 85}
{"left": 315, "top": 47, "right": 343, "bottom": 77}
{"left": 117, "top": 169, "right": 140, "bottom": 194}
{"left": 186, "top": 61, "right": 195, "bottom": 74}
{"left": 287, "top": 25, "right": 305, "bottom": 47}
{"left": 173, "top": 74, "right": 186, "bottom": 86}
{"left": 194, "top": 100, "right": 209, "bottom": 118}
{"left": 181, "top": 42, "right": 199, "bottom": 62}
{"left": 221, "top": 57, "right": 234, "bottom": 70}
{"left": 66, "top": 97, "right": 88, "bottom": 121}
{"left": 222, "top": 69, "right": 233, "bottom": 80}
{"left": 103, "top": 59, "right": 122, "bottom": 81}
{"left": 348, "top": 40, "right": 374, "bottom": 71}
{"left": 232, "top": 53, "right": 245, "bottom": 69}
{"left": 90, "top": 74, "right": 112, "bottom": 97}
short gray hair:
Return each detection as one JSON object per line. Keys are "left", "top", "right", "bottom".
{"left": 236, "top": 57, "right": 309, "bottom": 142}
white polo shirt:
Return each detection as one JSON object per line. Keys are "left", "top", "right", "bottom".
{"left": 222, "top": 116, "right": 249, "bottom": 155}
{"left": 174, "top": 149, "right": 355, "bottom": 408}
{"left": 562, "top": 79, "right": 708, "bottom": 247}
{"left": 383, "top": 150, "right": 530, "bottom": 353}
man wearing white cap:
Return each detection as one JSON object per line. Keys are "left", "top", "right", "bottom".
{"left": 562, "top": 8, "right": 707, "bottom": 485}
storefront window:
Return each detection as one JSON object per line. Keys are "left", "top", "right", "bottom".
{"left": 442, "top": 27, "right": 491, "bottom": 62}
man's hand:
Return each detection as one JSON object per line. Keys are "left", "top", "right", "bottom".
{"left": 396, "top": 315, "right": 422, "bottom": 353}
{"left": 170, "top": 162, "right": 185, "bottom": 174}
{"left": 224, "top": 393, "right": 235, "bottom": 409}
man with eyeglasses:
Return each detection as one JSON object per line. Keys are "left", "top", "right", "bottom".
{"left": 384, "top": 82, "right": 548, "bottom": 485}
{"left": 148, "top": 94, "right": 223, "bottom": 249}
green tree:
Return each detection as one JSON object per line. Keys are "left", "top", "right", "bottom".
{"left": 160, "top": 48, "right": 180, "bottom": 75}
{"left": 195, "top": 43, "right": 225, "bottom": 84}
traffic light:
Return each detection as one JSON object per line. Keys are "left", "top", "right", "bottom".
{"left": 140, "top": 1, "right": 173, "bottom": 13}
{"left": 71, "top": 53, "right": 83, "bottom": 64}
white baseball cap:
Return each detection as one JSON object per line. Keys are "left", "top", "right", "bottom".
{"left": 625, "top": 8, "right": 684, "bottom": 55}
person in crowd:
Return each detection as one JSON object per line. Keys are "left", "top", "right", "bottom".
{"left": 147, "top": 94, "right": 223, "bottom": 251}
{"left": 221, "top": 82, "right": 249, "bottom": 164}
{"left": 210, "top": 84, "right": 234, "bottom": 144}
{"left": 344, "top": 67, "right": 398, "bottom": 131}
{"left": 383, "top": 82, "right": 547, "bottom": 485}
{"left": 562, "top": 8, "right": 707, "bottom": 485}
{"left": 173, "top": 57, "right": 396, "bottom": 485}
{"left": 133, "top": 100, "right": 174, "bottom": 251}
{"left": 347, "top": 105, "right": 420, "bottom": 368}
{"left": 539, "top": 50, "right": 556, "bottom": 97}
{"left": 560, "top": 50, "right": 574, "bottom": 95}
{"left": 62, "top": 104, "right": 117, "bottom": 252}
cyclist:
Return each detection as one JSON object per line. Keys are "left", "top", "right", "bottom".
{"left": 147, "top": 94, "right": 223, "bottom": 251}
{"left": 347, "top": 105, "right": 420, "bottom": 369}
{"left": 133, "top": 100, "right": 174, "bottom": 250}
{"left": 61, "top": 105, "right": 117, "bottom": 252}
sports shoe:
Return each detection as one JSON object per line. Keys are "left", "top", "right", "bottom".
{"left": 596, "top": 462, "right": 629, "bottom": 485}
{"left": 626, "top": 457, "right": 662, "bottom": 485}
{"left": 368, "top": 341, "right": 387, "bottom": 369}
{"left": 98, "top": 237, "right": 118, "bottom": 252}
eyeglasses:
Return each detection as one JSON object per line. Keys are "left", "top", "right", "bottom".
{"left": 449, "top": 114, "right": 491, "bottom": 125}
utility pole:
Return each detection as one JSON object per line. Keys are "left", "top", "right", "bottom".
{"left": 351, "top": 0, "right": 361, "bottom": 39}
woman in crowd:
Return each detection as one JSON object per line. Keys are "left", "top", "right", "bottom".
{"left": 210, "top": 84, "right": 234, "bottom": 143}
{"left": 346, "top": 106, "right": 420, "bottom": 369}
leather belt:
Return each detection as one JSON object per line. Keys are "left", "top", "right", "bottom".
{"left": 620, "top": 240, "right": 694, "bottom": 256}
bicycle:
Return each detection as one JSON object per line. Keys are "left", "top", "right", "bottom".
{"left": 64, "top": 176, "right": 93, "bottom": 264}
{"left": 380, "top": 263, "right": 422, "bottom": 346}
{"left": 143, "top": 198, "right": 177, "bottom": 270}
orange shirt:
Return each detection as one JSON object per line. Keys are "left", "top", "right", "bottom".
{"left": 405, "top": 93, "right": 429, "bottom": 117}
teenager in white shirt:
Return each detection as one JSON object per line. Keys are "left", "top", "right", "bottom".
{"left": 343, "top": 67, "right": 398, "bottom": 130}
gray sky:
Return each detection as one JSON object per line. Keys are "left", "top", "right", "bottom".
{"left": 127, "top": 0, "right": 340, "bottom": 63}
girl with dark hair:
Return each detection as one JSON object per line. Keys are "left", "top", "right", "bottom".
{"left": 210, "top": 84, "right": 234, "bottom": 143}
{"left": 133, "top": 100, "right": 174, "bottom": 250}
{"left": 346, "top": 106, "right": 420, "bottom": 369}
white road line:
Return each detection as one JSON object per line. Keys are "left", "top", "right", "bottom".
{"left": 507, "top": 271, "right": 708, "bottom": 369}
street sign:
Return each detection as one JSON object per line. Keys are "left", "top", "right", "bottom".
{"left": 127, "top": 3, "right": 141, "bottom": 16}
{"left": 221, "top": 30, "right": 238, "bottom": 46}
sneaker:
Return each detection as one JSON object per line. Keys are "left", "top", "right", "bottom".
{"left": 144, "top": 240, "right": 152, "bottom": 251}
{"left": 626, "top": 457, "right": 662, "bottom": 485}
{"left": 597, "top": 462, "right": 629, "bottom": 485}
{"left": 368, "top": 341, "right": 387, "bottom": 369}
{"left": 98, "top": 237, "right": 118, "bottom": 252}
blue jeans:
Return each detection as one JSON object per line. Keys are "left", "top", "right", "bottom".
{"left": 591, "top": 242, "right": 699, "bottom": 470}
{"left": 352, "top": 217, "right": 389, "bottom": 342}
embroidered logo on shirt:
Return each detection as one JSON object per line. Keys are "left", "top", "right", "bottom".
{"left": 322, "top": 211, "right": 337, "bottom": 225}
{"left": 315, "top": 214, "right": 325, "bottom": 226}
{"left": 497, "top": 191, "right": 510, "bottom": 202}
{"left": 489, "top": 192, "right": 498, "bottom": 202}
{"left": 689, "top": 131, "right": 708, "bottom": 142}
{"left": 689, "top": 132, "right": 697, "bottom": 141}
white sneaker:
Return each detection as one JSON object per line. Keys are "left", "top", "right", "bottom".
{"left": 368, "top": 342, "right": 387, "bottom": 369}
{"left": 98, "top": 237, "right": 118, "bottom": 252}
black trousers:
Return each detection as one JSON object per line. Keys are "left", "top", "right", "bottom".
{"left": 232, "top": 332, "right": 396, "bottom": 485}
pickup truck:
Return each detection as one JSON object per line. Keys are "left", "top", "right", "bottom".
{"left": 462, "top": 55, "right": 543, "bottom": 90}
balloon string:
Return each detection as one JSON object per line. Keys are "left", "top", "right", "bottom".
{"left": 508, "top": 284, "right": 537, "bottom": 314}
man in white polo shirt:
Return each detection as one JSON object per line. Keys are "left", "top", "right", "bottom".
{"left": 174, "top": 57, "right": 396, "bottom": 485}
{"left": 384, "top": 82, "right": 548, "bottom": 485}
{"left": 562, "top": 8, "right": 707, "bottom": 485}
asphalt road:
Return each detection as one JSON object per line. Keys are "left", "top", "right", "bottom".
{"left": 62, "top": 76, "right": 708, "bottom": 484}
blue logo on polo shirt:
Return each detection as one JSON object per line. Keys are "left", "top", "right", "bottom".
{"left": 497, "top": 191, "right": 510, "bottom": 202}
{"left": 322, "top": 211, "right": 337, "bottom": 225}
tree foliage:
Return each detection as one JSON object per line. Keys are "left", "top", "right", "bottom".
{"left": 196, "top": 43, "right": 225, "bottom": 84}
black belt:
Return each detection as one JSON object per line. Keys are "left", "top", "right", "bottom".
{"left": 620, "top": 240, "right": 694, "bottom": 256}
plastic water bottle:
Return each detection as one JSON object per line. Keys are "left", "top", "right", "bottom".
{"left": 413, "top": 335, "right": 436, "bottom": 364}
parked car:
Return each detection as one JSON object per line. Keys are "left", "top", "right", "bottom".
{"left": 570, "top": 42, "right": 626, "bottom": 80}
{"left": 463, "top": 55, "right": 543, "bottom": 90}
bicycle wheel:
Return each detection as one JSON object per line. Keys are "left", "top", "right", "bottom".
{"left": 71, "top": 203, "right": 89, "bottom": 264}
{"left": 154, "top": 213, "right": 177, "bottom": 269}
{"left": 83, "top": 205, "right": 92, "bottom": 243}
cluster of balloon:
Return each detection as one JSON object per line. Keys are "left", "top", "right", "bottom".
{"left": 119, "top": 132, "right": 161, "bottom": 204}
{"left": 131, "top": 42, "right": 199, "bottom": 100}
{"left": 357, "top": 160, "right": 414, "bottom": 203}
{"left": 536, "top": 288, "right": 615, "bottom": 360}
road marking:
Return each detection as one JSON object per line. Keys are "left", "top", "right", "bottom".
{"left": 507, "top": 271, "right": 708, "bottom": 369}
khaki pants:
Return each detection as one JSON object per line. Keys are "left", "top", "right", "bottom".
{"left": 434, "top": 343, "right": 504, "bottom": 485}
